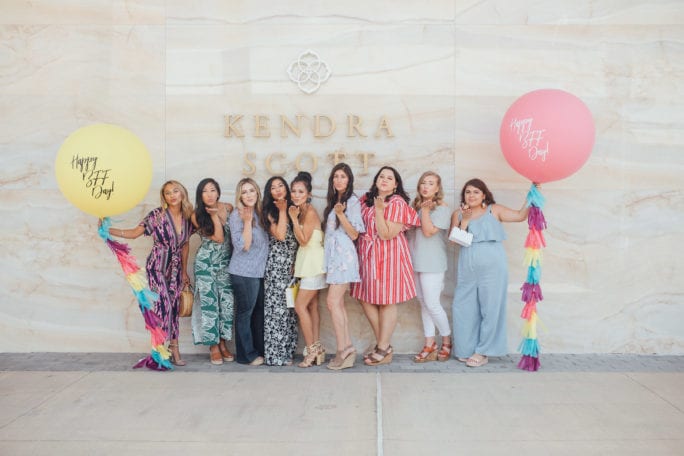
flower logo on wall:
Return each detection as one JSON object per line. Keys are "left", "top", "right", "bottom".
{"left": 287, "top": 49, "right": 331, "bottom": 94}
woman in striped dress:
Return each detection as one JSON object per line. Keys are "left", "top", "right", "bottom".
{"left": 107, "top": 180, "right": 194, "bottom": 366}
{"left": 351, "top": 166, "right": 420, "bottom": 365}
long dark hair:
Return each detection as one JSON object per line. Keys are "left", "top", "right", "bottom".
{"left": 460, "top": 178, "right": 496, "bottom": 206}
{"left": 363, "top": 166, "right": 410, "bottom": 207}
{"left": 195, "top": 178, "right": 221, "bottom": 236}
{"left": 262, "top": 176, "right": 292, "bottom": 233}
{"left": 323, "top": 163, "right": 354, "bottom": 231}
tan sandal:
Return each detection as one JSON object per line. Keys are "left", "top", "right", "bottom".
{"left": 364, "top": 345, "right": 393, "bottom": 366}
{"left": 168, "top": 343, "right": 186, "bottom": 366}
{"left": 466, "top": 354, "right": 488, "bottom": 368}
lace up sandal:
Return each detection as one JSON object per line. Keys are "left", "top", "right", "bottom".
{"left": 298, "top": 343, "right": 323, "bottom": 368}
{"left": 312, "top": 341, "right": 326, "bottom": 365}
{"left": 168, "top": 343, "right": 186, "bottom": 366}
{"left": 413, "top": 342, "right": 438, "bottom": 363}
{"left": 437, "top": 341, "right": 452, "bottom": 362}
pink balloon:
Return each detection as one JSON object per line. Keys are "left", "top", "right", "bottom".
{"left": 500, "top": 89, "right": 595, "bottom": 183}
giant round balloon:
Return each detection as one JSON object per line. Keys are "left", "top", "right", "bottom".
{"left": 500, "top": 89, "right": 595, "bottom": 183}
{"left": 55, "top": 124, "right": 153, "bottom": 217}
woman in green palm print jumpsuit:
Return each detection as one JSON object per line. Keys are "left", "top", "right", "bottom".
{"left": 191, "top": 178, "right": 235, "bottom": 364}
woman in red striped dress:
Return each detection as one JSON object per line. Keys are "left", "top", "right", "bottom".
{"left": 351, "top": 166, "right": 420, "bottom": 365}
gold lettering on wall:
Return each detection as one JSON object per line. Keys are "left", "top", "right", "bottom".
{"left": 347, "top": 115, "right": 367, "bottom": 138}
{"left": 280, "top": 115, "right": 304, "bottom": 138}
{"left": 224, "top": 115, "right": 244, "bottom": 137}
{"left": 295, "top": 153, "right": 318, "bottom": 173}
{"left": 328, "top": 149, "right": 346, "bottom": 165}
{"left": 314, "top": 115, "right": 335, "bottom": 138}
{"left": 265, "top": 153, "right": 286, "bottom": 175}
{"left": 242, "top": 152, "right": 256, "bottom": 175}
{"left": 228, "top": 114, "right": 393, "bottom": 176}
{"left": 254, "top": 115, "right": 271, "bottom": 137}
{"left": 356, "top": 152, "right": 375, "bottom": 176}
{"left": 375, "top": 116, "right": 394, "bottom": 138}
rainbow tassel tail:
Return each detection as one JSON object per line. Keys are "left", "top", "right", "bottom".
{"left": 98, "top": 218, "right": 173, "bottom": 371}
{"left": 518, "top": 184, "right": 546, "bottom": 372}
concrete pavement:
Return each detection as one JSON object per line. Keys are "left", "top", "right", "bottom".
{"left": 1, "top": 354, "right": 683, "bottom": 455}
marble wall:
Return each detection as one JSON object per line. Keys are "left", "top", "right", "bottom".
{"left": 1, "top": 1, "right": 682, "bottom": 355}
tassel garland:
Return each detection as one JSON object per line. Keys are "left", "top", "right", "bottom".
{"left": 98, "top": 217, "right": 172, "bottom": 371}
{"left": 517, "top": 183, "right": 546, "bottom": 371}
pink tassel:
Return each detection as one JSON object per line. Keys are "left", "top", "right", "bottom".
{"left": 521, "top": 300, "right": 537, "bottom": 319}
{"left": 148, "top": 327, "right": 166, "bottom": 347}
{"left": 521, "top": 282, "right": 544, "bottom": 302}
{"left": 517, "top": 355, "right": 541, "bottom": 371}
{"left": 524, "top": 229, "right": 546, "bottom": 249}
{"left": 528, "top": 207, "right": 547, "bottom": 231}
{"left": 118, "top": 257, "right": 140, "bottom": 275}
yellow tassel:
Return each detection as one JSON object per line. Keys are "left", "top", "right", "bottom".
{"left": 126, "top": 272, "right": 146, "bottom": 291}
{"left": 156, "top": 345, "right": 170, "bottom": 359}
{"left": 523, "top": 248, "right": 543, "bottom": 268}
{"left": 521, "top": 312, "right": 538, "bottom": 339}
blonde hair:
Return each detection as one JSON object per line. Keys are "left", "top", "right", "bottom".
{"left": 160, "top": 180, "right": 193, "bottom": 219}
{"left": 235, "top": 177, "right": 263, "bottom": 225}
{"left": 412, "top": 171, "right": 444, "bottom": 210}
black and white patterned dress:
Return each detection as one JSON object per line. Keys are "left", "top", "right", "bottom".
{"left": 263, "top": 225, "right": 299, "bottom": 365}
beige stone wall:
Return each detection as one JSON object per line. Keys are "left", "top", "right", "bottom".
{"left": 1, "top": 1, "right": 682, "bottom": 354}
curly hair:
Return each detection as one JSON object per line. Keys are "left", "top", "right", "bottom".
{"left": 363, "top": 166, "right": 410, "bottom": 207}
{"left": 412, "top": 171, "right": 444, "bottom": 210}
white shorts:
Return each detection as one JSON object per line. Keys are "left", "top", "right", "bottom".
{"left": 299, "top": 274, "right": 327, "bottom": 290}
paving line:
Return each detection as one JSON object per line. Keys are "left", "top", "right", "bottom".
{"left": 376, "top": 371, "right": 383, "bottom": 456}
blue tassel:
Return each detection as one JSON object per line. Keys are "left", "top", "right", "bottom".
{"left": 526, "top": 265, "right": 541, "bottom": 284}
{"left": 98, "top": 217, "right": 112, "bottom": 241}
{"left": 150, "top": 349, "right": 173, "bottom": 370}
{"left": 133, "top": 289, "right": 159, "bottom": 310}
{"left": 526, "top": 184, "right": 546, "bottom": 209}
{"left": 518, "top": 338, "right": 540, "bottom": 357}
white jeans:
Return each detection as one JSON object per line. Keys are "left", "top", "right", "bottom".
{"left": 414, "top": 272, "right": 451, "bottom": 338}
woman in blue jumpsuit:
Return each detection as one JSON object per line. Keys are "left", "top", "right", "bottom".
{"left": 450, "top": 178, "right": 536, "bottom": 368}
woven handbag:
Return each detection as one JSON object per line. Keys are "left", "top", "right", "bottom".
{"left": 179, "top": 284, "right": 194, "bottom": 317}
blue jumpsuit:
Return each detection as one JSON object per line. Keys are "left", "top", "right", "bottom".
{"left": 452, "top": 206, "right": 509, "bottom": 359}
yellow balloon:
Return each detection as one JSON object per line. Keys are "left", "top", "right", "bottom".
{"left": 55, "top": 124, "right": 153, "bottom": 217}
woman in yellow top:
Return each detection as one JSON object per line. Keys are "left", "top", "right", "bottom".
{"left": 288, "top": 171, "right": 327, "bottom": 368}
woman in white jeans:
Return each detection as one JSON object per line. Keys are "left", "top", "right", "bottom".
{"left": 408, "top": 171, "right": 452, "bottom": 362}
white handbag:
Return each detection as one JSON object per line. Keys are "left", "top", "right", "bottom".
{"left": 448, "top": 226, "right": 473, "bottom": 247}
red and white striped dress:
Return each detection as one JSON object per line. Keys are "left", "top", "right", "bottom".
{"left": 350, "top": 194, "right": 420, "bottom": 305}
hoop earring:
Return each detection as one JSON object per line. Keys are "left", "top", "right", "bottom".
{"left": 163, "top": 202, "right": 168, "bottom": 209}
{"left": 481, "top": 202, "right": 486, "bottom": 209}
